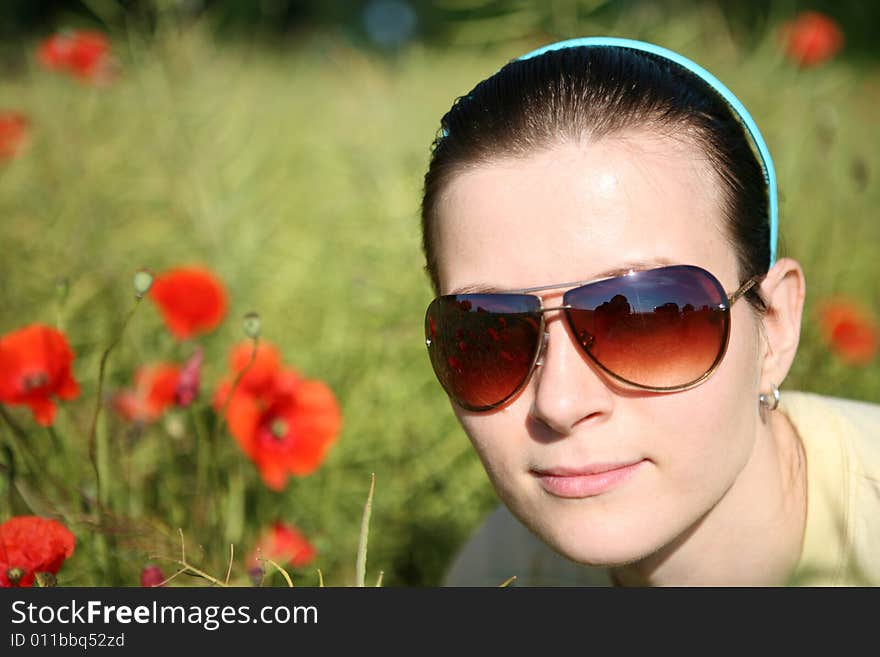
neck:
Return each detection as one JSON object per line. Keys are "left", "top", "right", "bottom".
{"left": 609, "top": 408, "right": 808, "bottom": 587}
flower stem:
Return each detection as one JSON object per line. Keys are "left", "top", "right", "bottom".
{"left": 1, "top": 444, "right": 17, "bottom": 513}
{"left": 223, "top": 460, "right": 245, "bottom": 546}
{"left": 87, "top": 296, "right": 143, "bottom": 510}
{"left": 211, "top": 337, "right": 259, "bottom": 443}
{"left": 263, "top": 558, "right": 294, "bottom": 587}
{"left": 0, "top": 405, "right": 71, "bottom": 502}
{"left": 46, "top": 424, "right": 69, "bottom": 476}
{"left": 191, "top": 405, "right": 212, "bottom": 534}
{"left": 148, "top": 529, "right": 230, "bottom": 587}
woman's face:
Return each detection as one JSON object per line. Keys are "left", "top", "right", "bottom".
{"left": 432, "top": 132, "right": 765, "bottom": 566}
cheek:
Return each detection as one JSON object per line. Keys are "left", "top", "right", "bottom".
{"left": 646, "top": 309, "right": 761, "bottom": 491}
{"left": 648, "top": 394, "right": 745, "bottom": 487}
{"left": 454, "top": 404, "right": 531, "bottom": 490}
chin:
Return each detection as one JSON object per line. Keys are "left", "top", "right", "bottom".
{"left": 558, "top": 539, "right": 654, "bottom": 568}
{"left": 508, "top": 495, "right": 675, "bottom": 568}
{"left": 543, "top": 527, "right": 656, "bottom": 567}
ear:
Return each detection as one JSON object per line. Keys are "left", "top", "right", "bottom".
{"left": 756, "top": 257, "right": 806, "bottom": 390}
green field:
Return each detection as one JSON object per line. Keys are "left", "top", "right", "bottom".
{"left": 1, "top": 6, "right": 878, "bottom": 586}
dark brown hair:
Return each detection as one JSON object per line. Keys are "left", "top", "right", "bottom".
{"left": 420, "top": 46, "right": 770, "bottom": 313}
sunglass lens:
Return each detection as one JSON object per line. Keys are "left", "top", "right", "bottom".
{"left": 425, "top": 294, "right": 542, "bottom": 410}
{"left": 564, "top": 266, "right": 730, "bottom": 389}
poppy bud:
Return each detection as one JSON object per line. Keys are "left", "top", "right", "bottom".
{"left": 248, "top": 565, "right": 264, "bottom": 586}
{"left": 163, "top": 410, "right": 185, "bottom": 439}
{"left": 32, "top": 571, "right": 57, "bottom": 587}
{"left": 140, "top": 564, "right": 165, "bottom": 587}
{"left": 133, "top": 269, "right": 154, "bottom": 298}
{"left": 243, "top": 312, "right": 261, "bottom": 339}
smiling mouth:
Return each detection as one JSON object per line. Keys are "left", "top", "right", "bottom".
{"left": 531, "top": 460, "right": 647, "bottom": 498}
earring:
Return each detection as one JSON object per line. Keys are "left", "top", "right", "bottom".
{"left": 759, "top": 383, "right": 780, "bottom": 411}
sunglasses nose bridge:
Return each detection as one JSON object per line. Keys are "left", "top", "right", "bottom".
{"left": 539, "top": 304, "right": 572, "bottom": 313}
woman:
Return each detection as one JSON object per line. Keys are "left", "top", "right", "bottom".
{"left": 420, "top": 38, "right": 880, "bottom": 586}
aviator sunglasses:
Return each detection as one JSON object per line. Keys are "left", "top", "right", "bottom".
{"left": 424, "top": 265, "right": 763, "bottom": 411}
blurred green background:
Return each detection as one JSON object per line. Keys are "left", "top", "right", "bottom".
{"left": 0, "top": 0, "right": 878, "bottom": 587}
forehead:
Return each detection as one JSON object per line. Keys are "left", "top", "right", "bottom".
{"left": 433, "top": 132, "right": 735, "bottom": 295}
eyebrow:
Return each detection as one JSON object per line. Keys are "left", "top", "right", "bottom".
{"left": 448, "top": 259, "right": 675, "bottom": 295}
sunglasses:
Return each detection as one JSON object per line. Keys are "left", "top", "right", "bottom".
{"left": 424, "top": 264, "right": 762, "bottom": 411}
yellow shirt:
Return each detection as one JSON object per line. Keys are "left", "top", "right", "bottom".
{"left": 443, "top": 391, "right": 880, "bottom": 586}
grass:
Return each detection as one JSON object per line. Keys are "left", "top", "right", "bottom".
{"left": 0, "top": 6, "right": 878, "bottom": 586}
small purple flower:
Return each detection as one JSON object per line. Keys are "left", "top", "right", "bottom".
{"left": 174, "top": 346, "right": 203, "bottom": 407}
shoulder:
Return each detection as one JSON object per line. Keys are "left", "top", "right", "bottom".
{"left": 781, "top": 389, "right": 880, "bottom": 424}
{"left": 782, "top": 390, "right": 880, "bottom": 476}
{"left": 443, "top": 504, "right": 612, "bottom": 587}
{"left": 782, "top": 390, "right": 880, "bottom": 585}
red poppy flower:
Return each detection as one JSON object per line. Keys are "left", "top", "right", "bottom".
{"left": 140, "top": 564, "right": 165, "bottom": 587}
{"left": 214, "top": 342, "right": 341, "bottom": 490}
{"left": 149, "top": 266, "right": 228, "bottom": 340}
{"left": 0, "top": 112, "right": 29, "bottom": 159}
{"left": 223, "top": 371, "right": 341, "bottom": 490}
{"left": 37, "top": 30, "right": 116, "bottom": 84}
{"left": 0, "top": 324, "right": 80, "bottom": 426}
{"left": 112, "top": 363, "right": 181, "bottom": 423}
{"left": 0, "top": 516, "right": 75, "bottom": 587}
{"left": 248, "top": 522, "right": 316, "bottom": 571}
{"left": 780, "top": 11, "right": 844, "bottom": 68}
{"left": 817, "top": 299, "right": 878, "bottom": 365}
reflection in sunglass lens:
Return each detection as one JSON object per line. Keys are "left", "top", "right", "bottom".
{"left": 425, "top": 294, "right": 542, "bottom": 410}
{"left": 563, "top": 266, "right": 729, "bottom": 389}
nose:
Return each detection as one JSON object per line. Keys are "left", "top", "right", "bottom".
{"left": 529, "top": 313, "right": 614, "bottom": 436}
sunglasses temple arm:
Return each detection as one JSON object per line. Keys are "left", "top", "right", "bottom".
{"left": 727, "top": 275, "right": 763, "bottom": 306}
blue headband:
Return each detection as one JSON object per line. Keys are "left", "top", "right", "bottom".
{"left": 516, "top": 37, "right": 778, "bottom": 268}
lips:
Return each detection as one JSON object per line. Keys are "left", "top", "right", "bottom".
{"left": 531, "top": 459, "right": 647, "bottom": 498}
